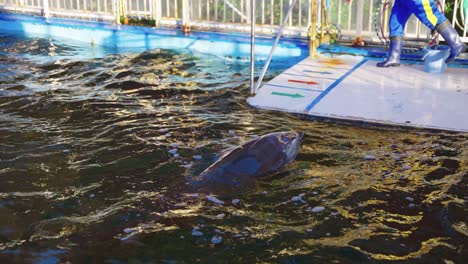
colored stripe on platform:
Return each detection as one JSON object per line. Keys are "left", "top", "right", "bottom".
{"left": 298, "top": 64, "right": 351, "bottom": 70}
{"left": 264, "top": 84, "right": 324, "bottom": 92}
{"left": 305, "top": 59, "right": 368, "bottom": 111}
{"left": 283, "top": 72, "right": 337, "bottom": 81}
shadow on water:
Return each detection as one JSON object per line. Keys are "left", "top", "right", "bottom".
{"left": 0, "top": 17, "right": 467, "bottom": 264}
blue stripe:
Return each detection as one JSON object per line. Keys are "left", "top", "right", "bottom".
{"left": 265, "top": 84, "right": 324, "bottom": 92}
{"left": 305, "top": 59, "right": 368, "bottom": 111}
{"left": 282, "top": 72, "right": 312, "bottom": 78}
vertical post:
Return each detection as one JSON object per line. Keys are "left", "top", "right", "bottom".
{"left": 298, "top": 0, "right": 302, "bottom": 27}
{"left": 368, "top": 0, "right": 373, "bottom": 32}
{"left": 182, "top": 0, "right": 187, "bottom": 23}
{"left": 150, "top": 0, "right": 154, "bottom": 22}
{"left": 182, "top": 0, "right": 190, "bottom": 32}
{"left": 207, "top": 0, "right": 210, "bottom": 21}
{"left": 243, "top": 0, "right": 245, "bottom": 22}
{"left": 42, "top": 0, "right": 49, "bottom": 18}
{"left": 246, "top": 0, "right": 251, "bottom": 23}
{"left": 136, "top": 0, "right": 140, "bottom": 17}
{"left": 261, "top": 0, "right": 264, "bottom": 24}
{"left": 215, "top": 0, "right": 218, "bottom": 21}
{"left": 113, "top": 0, "right": 120, "bottom": 24}
{"left": 155, "top": 0, "right": 161, "bottom": 26}
{"left": 464, "top": 0, "right": 468, "bottom": 39}
{"left": 337, "top": 0, "right": 341, "bottom": 26}
{"left": 280, "top": 0, "right": 283, "bottom": 22}
{"left": 355, "top": 0, "right": 363, "bottom": 38}
{"left": 347, "top": 0, "right": 351, "bottom": 30}
{"left": 224, "top": 0, "right": 226, "bottom": 22}
{"left": 309, "top": 0, "right": 317, "bottom": 57}
{"left": 270, "top": 0, "right": 273, "bottom": 25}
{"left": 320, "top": 0, "right": 325, "bottom": 40}
{"left": 166, "top": 0, "right": 169, "bottom": 17}
{"left": 250, "top": 0, "right": 256, "bottom": 95}
{"left": 451, "top": 0, "right": 458, "bottom": 28}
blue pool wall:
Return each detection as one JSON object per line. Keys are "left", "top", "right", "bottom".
{"left": 2, "top": 12, "right": 466, "bottom": 66}
{"left": 0, "top": 12, "right": 309, "bottom": 64}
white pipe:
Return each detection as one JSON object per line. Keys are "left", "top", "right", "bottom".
{"left": 356, "top": 0, "right": 363, "bottom": 36}
{"left": 42, "top": 0, "right": 49, "bottom": 17}
{"left": 254, "top": 0, "right": 297, "bottom": 94}
{"left": 250, "top": 0, "right": 255, "bottom": 94}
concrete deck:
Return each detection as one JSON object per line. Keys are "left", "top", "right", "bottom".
{"left": 247, "top": 54, "right": 468, "bottom": 132}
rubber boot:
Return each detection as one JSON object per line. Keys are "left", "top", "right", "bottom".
{"left": 377, "top": 36, "right": 403, "bottom": 67}
{"left": 436, "top": 20, "right": 467, "bottom": 64}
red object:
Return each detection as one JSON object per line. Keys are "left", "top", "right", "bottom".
{"left": 288, "top": 79, "right": 318, "bottom": 85}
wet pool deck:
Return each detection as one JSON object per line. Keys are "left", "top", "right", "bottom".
{"left": 247, "top": 54, "right": 468, "bottom": 132}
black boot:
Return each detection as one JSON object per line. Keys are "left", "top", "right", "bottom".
{"left": 436, "top": 20, "right": 467, "bottom": 64}
{"left": 377, "top": 36, "right": 403, "bottom": 67}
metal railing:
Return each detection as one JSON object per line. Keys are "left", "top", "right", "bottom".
{"left": 0, "top": 0, "right": 118, "bottom": 21}
{"left": 0, "top": 0, "right": 466, "bottom": 42}
{"left": 453, "top": 0, "right": 467, "bottom": 39}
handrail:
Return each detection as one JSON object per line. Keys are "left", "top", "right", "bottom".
{"left": 252, "top": 0, "right": 297, "bottom": 95}
{"left": 250, "top": 0, "right": 255, "bottom": 94}
{"left": 223, "top": 0, "right": 249, "bottom": 22}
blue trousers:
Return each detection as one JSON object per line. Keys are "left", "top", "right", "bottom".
{"left": 389, "top": 0, "right": 447, "bottom": 37}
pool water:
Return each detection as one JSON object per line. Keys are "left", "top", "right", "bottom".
{"left": 0, "top": 32, "right": 466, "bottom": 263}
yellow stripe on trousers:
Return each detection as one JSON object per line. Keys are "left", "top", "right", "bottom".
{"left": 422, "top": 0, "right": 438, "bottom": 26}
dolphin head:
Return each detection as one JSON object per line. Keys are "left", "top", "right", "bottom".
{"left": 272, "top": 131, "right": 304, "bottom": 163}
{"left": 189, "top": 131, "right": 304, "bottom": 193}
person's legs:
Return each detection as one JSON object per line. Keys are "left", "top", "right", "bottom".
{"left": 377, "top": 0, "right": 412, "bottom": 67}
{"left": 436, "top": 21, "right": 467, "bottom": 63}
{"left": 410, "top": 0, "right": 466, "bottom": 63}
{"left": 388, "top": 0, "right": 413, "bottom": 38}
{"left": 407, "top": 0, "right": 446, "bottom": 30}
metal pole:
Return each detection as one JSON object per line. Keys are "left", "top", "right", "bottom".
{"left": 310, "top": 0, "right": 317, "bottom": 57}
{"left": 155, "top": 0, "right": 161, "bottom": 26}
{"left": 182, "top": 0, "right": 190, "bottom": 32}
{"left": 356, "top": 0, "right": 364, "bottom": 38}
{"left": 250, "top": 0, "right": 256, "bottom": 94}
{"left": 118, "top": 0, "right": 124, "bottom": 24}
{"left": 254, "top": 0, "right": 297, "bottom": 94}
{"left": 42, "top": 0, "right": 49, "bottom": 18}
{"left": 150, "top": 0, "right": 154, "bottom": 22}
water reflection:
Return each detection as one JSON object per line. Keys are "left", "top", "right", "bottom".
{"left": 0, "top": 33, "right": 466, "bottom": 263}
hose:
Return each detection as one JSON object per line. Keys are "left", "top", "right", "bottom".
{"left": 453, "top": 0, "right": 467, "bottom": 32}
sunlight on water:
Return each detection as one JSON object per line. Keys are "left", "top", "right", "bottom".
{"left": 0, "top": 32, "right": 466, "bottom": 263}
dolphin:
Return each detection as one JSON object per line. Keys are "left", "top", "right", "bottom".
{"left": 192, "top": 131, "right": 304, "bottom": 190}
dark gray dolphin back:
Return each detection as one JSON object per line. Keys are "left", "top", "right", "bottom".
{"left": 193, "top": 131, "right": 303, "bottom": 189}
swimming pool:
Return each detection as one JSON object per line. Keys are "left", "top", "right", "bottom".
{"left": 0, "top": 13, "right": 467, "bottom": 263}
{"left": 0, "top": 13, "right": 309, "bottom": 63}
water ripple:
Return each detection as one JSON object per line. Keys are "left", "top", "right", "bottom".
{"left": 0, "top": 33, "right": 466, "bottom": 263}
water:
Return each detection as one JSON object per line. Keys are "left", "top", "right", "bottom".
{"left": 0, "top": 32, "right": 467, "bottom": 263}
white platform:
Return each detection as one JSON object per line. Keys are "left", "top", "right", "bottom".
{"left": 247, "top": 54, "right": 468, "bottom": 132}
